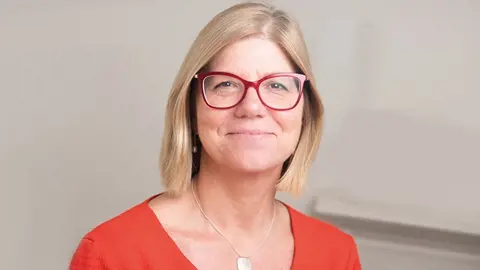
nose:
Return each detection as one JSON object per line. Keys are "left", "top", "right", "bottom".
{"left": 233, "top": 86, "right": 267, "bottom": 118}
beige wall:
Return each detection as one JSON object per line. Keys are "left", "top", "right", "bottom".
{"left": 1, "top": 0, "right": 479, "bottom": 269}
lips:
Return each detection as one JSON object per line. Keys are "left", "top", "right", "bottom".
{"left": 227, "top": 129, "right": 274, "bottom": 135}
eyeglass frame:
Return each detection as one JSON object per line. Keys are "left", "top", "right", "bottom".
{"left": 193, "top": 71, "right": 308, "bottom": 111}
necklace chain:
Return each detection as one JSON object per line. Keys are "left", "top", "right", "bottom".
{"left": 191, "top": 182, "right": 276, "bottom": 259}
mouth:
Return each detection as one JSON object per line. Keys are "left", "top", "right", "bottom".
{"left": 227, "top": 130, "right": 275, "bottom": 136}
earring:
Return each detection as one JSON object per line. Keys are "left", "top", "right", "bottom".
{"left": 192, "top": 133, "right": 198, "bottom": 153}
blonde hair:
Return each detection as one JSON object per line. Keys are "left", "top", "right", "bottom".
{"left": 160, "top": 1, "right": 324, "bottom": 196}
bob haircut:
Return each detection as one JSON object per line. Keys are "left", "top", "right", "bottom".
{"left": 160, "top": 1, "right": 324, "bottom": 196}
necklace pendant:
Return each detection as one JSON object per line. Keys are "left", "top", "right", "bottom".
{"left": 237, "top": 257, "right": 252, "bottom": 270}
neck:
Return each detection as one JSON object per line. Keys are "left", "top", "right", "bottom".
{"left": 192, "top": 157, "right": 281, "bottom": 234}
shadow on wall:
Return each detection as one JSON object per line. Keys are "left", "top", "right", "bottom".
{"left": 311, "top": 21, "right": 479, "bottom": 225}
{"left": 317, "top": 106, "right": 480, "bottom": 195}
{"left": 309, "top": 21, "right": 480, "bottom": 269}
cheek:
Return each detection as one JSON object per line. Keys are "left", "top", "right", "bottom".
{"left": 195, "top": 96, "right": 227, "bottom": 138}
{"left": 277, "top": 101, "right": 304, "bottom": 135}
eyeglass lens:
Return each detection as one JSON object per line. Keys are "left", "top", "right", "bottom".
{"left": 202, "top": 74, "right": 301, "bottom": 109}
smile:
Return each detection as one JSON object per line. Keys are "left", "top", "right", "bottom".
{"left": 227, "top": 130, "right": 274, "bottom": 135}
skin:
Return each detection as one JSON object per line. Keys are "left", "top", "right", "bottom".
{"left": 149, "top": 36, "right": 305, "bottom": 270}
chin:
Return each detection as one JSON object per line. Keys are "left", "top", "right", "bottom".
{"left": 226, "top": 154, "right": 283, "bottom": 174}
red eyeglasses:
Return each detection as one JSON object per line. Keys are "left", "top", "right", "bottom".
{"left": 194, "top": 71, "right": 307, "bottom": 111}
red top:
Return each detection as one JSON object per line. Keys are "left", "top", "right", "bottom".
{"left": 70, "top": 195, "right": 361, "bottom": 269}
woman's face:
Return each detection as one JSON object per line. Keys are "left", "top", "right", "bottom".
{"left": 195, "top": 37, "right": 304, "bottom": 174}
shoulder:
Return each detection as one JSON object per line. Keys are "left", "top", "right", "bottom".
{"left": 82, "top": 198, "right": 154, "bottom": 245}
{"left": 288, "top": 204, "right": 354, "bottom": 244}
{"left": 286, "top": 205, "right": 361, "bottom": 269}
{"left": 70, "top": 196, "right": 164, "bottom": 268}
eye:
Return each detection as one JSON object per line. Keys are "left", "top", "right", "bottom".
{"left": 269, "top": 82, "right": 287, "bottom": 90}
{"left": 216, "top": 81, "right": 234, "bottom": 88}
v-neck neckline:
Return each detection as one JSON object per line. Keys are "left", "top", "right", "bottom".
{"left": 141, "top": 194, "right": 306, "bottom": 269}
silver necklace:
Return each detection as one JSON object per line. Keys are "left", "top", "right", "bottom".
{"left": 191, "top": 183, "right": 276, "bottom": 270}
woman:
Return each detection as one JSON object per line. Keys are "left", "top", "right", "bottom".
{"left": 70, "top": 2, "right": 361, "bottom": 270}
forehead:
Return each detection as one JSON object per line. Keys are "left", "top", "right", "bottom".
{"left": 208, "top": 36, "right": 296, "bottom": 80}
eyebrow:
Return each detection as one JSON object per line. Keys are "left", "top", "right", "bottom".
{"left": 217, "top": 70, "right": 295, "bottom": 79}
{"left": 256, "top": 71, "right": 278, "bottom": 78}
